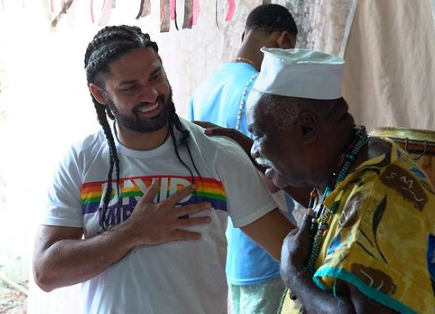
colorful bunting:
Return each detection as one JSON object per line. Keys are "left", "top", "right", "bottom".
{"left": 160, "top": 0, "right": 171, "bottom": 32}
{"left": 136, "top": 0, "right": 151, "bottom": 19}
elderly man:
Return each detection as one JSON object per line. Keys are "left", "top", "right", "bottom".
{"left": 32, "top": 26, "right": 294, "bottom": 314}
{"left": 206, "top": 48, "right": 435, "bottom": 313}
{"left": 249, "top": 48, "right": 435, "bottom": 313}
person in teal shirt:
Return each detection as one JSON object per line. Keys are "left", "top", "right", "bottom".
{"left": 189, "top": 4, "right": 298, "bottom": 314}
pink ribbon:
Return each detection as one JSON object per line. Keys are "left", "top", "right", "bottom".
{"left": 191, "top": 0, "right": 200, "bottom": 25}
{"left": 99, "top": 0, "right": 112, "bottom": 26}
{"left": 90, "top": 0, "right": 95, "bottom": 23}
{"left": 170, "top": 0, "right": 176, "bottom": 20}
{"left": 225, "top": 0, "right": 235, "bottom": 21}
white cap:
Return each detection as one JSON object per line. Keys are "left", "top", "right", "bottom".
{"left": 252, "top": 48, "right": 345, "bottom": 100}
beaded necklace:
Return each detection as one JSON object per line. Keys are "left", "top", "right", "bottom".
{"left": 235, "top": 73, "right": 258, "bottom": 131}
{"left": 283, "top": 125, "right": 369, "bottom": 312}
{"left": 306, "top": 125, "right": 368, "bottom": 273}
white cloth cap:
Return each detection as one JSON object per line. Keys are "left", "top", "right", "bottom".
{"left": 253, "top": 48, "right": 345, "bottom": 100}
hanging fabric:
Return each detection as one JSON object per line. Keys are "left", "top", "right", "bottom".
{"left": 215, "top": 0, "right": 219, "bottom": 29}
{"left": 170, "top": 0, "right": 179, "bottom": 30}
{"left": 339, "top": 0, "right": 359, "bottom": 57}
{"left": 225, "top": 0, "right": 235, "bottom": 21}
{"left": 431, "top": 0, "right": 435, "bottom": 37}
{"left": 136, "top": 0, "right": 151, "bottom": 19}
{"left": 49, "top": 0, "right": 55, "bottom": 14}
{"left": 90, "top": 0, "right": 95, "bottom": 23}
{"left": 160, "top": 0, "right": 171, "bottom": 32}
{"left": 287, "top": 0, "right": 354, "bottom": 56}
{"left": 95, "top": 0, "right": 112, "bottom": 26}
{"left": 192, "top": 0, "right": 200, "bottom": 25}
{"left": 182, "top": 0, "right": 193, "bottom": 28}
{"left": 183, "top": 0, "right": 200, "bottom": 28}
{"left": 50, "top": 0, "right": 74, "bottom": 27}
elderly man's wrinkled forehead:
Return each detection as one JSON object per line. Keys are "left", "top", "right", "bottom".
{"left": 248, "top": 92, "right": 302, "bottom": 130}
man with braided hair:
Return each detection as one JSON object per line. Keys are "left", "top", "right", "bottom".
{"left": 32, "top": 25, "right": 294, "bottom": 314}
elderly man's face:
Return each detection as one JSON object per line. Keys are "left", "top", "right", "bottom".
{"left": 248, "top": 100, "right": 306, "bottom": 188}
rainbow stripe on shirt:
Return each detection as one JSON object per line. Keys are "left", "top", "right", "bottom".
{"left": 81, "top": 175, "right": 227, "bottom": 224}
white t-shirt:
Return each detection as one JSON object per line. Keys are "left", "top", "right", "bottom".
{"left": 43, "top": 118, "right": 277, "bottom": 314}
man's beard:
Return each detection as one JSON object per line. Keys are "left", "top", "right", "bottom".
{"left": 106, "top": 92, "right": 174, "bottom": 133}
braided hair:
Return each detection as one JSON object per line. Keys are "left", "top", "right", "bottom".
{"left": 84, "top": 25, "right": 201, "bottom": 230}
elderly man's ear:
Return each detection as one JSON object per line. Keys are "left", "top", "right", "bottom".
{"left": 277, "top": 31, "right": 296, "bottom": 49}
{"left": 298, "top": 112, "right": 317, "bottom": 144}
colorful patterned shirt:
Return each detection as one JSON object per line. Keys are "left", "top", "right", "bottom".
{"left": 283, "top": 140, "right": 435, "bottom": 314}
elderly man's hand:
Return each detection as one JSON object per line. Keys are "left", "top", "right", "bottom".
{"left": 193, "top": 121, "right": 254, "bottom": 159}
{"left": 280, "top": 210, "right": 314, "bottom": 286}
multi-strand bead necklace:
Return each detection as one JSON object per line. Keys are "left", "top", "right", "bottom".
{"left": 306, "top": 125, "right": 369, "bottom": 273}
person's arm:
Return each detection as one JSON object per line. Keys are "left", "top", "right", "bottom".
{"left": 281, "top": 213, "right": 399, "bottom": 314}
{"left": 240, "top": 208, "right": 294, "bottom": 261}
{"left": 33, "top": 182, "right": 212, "bottom": 292}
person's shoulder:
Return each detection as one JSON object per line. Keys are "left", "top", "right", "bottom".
{"left": 66, "top": 129, "right": 107, "bottom": 162}
{"left": 192, "top": 62, "right": 257, "bottom": 95}
{"left": 219, "top": 62, "right": 258, "bottom": 82}
{"left": 181, "top": 118, "right": 244, "bottom": 150}
{"left": 72, "top": 129, "right": 105, "bottom": 150}
{"left": 180, "top": 118, "right": 220, "bottom": 146}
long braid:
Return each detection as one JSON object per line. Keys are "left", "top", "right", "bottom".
{"left": 94, "top": 101, "right": 120, "bottom": 229}
{"left": 170, "top": 112, "right": 202, "bottom": 182}
{"left": 85, "top": 25, "right": 201, "bottom": 230}
{"left": 167, "top": 106, "right": 204, "bottom": 202}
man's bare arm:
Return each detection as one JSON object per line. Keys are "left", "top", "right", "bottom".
{"left": 240, "top": 208, "right": 295, "bottom": 261}
{"left": 33, "top": 182, "right": 211, "bottom": 292}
